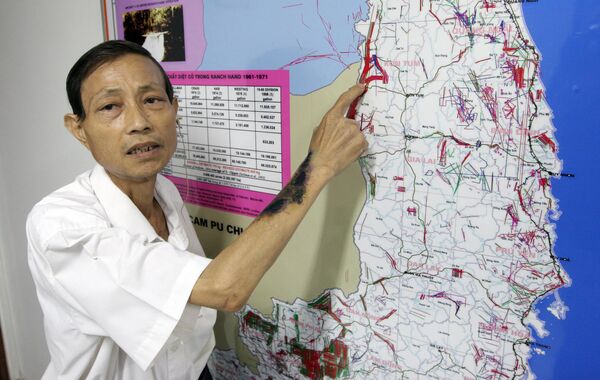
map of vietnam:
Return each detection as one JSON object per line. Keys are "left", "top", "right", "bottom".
{"left": 209, "top": 1, "right": 569, "bottom": 378}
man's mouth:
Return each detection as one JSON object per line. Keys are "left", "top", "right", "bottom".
{"left": 127, "top": 143, "right": 161, "bottom": 155}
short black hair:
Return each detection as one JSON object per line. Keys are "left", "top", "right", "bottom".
{"left": 66, "top": 40, "right": 174, "bottom": 120}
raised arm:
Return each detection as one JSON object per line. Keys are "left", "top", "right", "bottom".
{"left": 189, "top": 84, "right": 368, "bottom": 311}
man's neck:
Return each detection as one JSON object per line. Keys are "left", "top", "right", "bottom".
{"left": 107, "top": 172, "right": 157, "bottom": 217}
{"left": 106, "top": 172, "right": 169, "bottom": 240}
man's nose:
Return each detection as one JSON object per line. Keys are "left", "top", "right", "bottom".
{"left": 126, "top": 103, "right": 152, "bottom": 134}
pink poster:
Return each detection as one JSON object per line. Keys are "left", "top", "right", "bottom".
{"left": 163, "top": 70, "right": 291, "bottom": 217}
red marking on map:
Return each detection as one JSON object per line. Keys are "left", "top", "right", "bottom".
{"left": 376, "top": 309, "right": 397, "bottom": 325}
{"left": 482, "top": 0, "right": 496, "bottom": 10}
{"left": 374, "top": 331, "right": 396, "bottom": 353}
{"left": 535, "top": 132, "right": 557, "bottom": 152}
{"left": 439, "top": 139, "right": 448, "bottom": 166}
{"left": 452, "top": 268, "right": 464, "bottom": 278}
{"left": 347, "top": 11, "right": 389, "bottom": 119}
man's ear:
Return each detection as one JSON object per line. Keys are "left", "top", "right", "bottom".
{"left": 64, "top": 113, "right": 90, "bottom": 150}
{"left": 172, "top": 96, "right": 179, "bottom": 114}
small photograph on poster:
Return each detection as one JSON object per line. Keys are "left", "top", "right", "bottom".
{"left": 106, "top": 0, "right": 206, "bottom": 70}
{"left": 122, "top": 5, "right": 185, "bottom": 62}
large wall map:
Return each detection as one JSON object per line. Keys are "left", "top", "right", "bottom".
{"left": 209, "top": 0, "right": 567, "bottom": 378}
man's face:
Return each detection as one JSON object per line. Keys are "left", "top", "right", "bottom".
{"left": 68, "top": 54, "right": 177, "bottom": 184}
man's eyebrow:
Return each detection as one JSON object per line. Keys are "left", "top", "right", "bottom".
{"left": 137, "top": 83, "right": 165, "bottom": 93}
{"left": 91, "top": 88, "right": 122, "bottom": 103}
{"left": 89, "top": 82, "right": 165, "bottom": 105}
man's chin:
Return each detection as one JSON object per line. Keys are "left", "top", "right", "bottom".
{"left": 131, "top": 165, "right": 167, "bottom": 181}
{"left": 105, "top": 163, "right": 167, "bottom": 185}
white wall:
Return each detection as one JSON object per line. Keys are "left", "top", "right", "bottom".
{"left": 0, "top": 1, "right": 102, "bottom": 378}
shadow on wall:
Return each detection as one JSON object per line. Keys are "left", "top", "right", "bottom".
{"left": 0, "top": 323, "right": 9, "bottom": 380}
{"left": 303, "top": 162, "right": 365, "bottom": 297}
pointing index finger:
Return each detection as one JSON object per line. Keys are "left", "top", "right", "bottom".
{"left": 331, "top": 83, "right": 367, "bottom": 118}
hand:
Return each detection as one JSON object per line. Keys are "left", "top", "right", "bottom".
{"left": 309, "top": 83, "right": 368, "bottom": 179}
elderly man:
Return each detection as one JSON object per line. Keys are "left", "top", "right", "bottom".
{"left": 26, "top": 40, "right": 367, "bottom": 379}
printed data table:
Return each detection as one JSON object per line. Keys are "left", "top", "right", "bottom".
{"left": 163, "top": 71, "right": 290, "bottom": 217}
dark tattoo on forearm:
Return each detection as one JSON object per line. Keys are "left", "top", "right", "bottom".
{"left": 260, "top": 152, "right": 312, "bottom": 217}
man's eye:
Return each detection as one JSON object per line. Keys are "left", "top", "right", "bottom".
{"left": 145, "top": 97, "right": 164, "bottom": 104}
{"left": 100, "top": 104, "right": 118, "bottom": 111}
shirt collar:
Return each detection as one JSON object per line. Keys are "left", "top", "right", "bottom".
{"left": 89, "top": 164, "right": 189, "bottom": 249}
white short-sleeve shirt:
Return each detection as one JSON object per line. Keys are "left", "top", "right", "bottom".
{"left": 26, "top": 164, "right": 217, "bottom": 379}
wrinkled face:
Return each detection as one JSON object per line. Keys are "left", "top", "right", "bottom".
{"left": 70, "top": 54, "right": 177, "bottom": 184}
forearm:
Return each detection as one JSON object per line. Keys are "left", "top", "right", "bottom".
{"left": 189, "top": 153, "right": 333, "bottom": 311}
